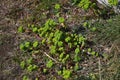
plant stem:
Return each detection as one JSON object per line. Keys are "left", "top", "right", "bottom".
{"left": 44, "top": 52, "right": 59, "bottom": 63}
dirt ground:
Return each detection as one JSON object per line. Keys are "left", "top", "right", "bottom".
{"left": 0, "top": 0, "right": 29, "bottom": 79}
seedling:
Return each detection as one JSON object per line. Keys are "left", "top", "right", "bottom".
{"left": 50, "top": 45, "right": 56, "bottom": 54}
{"left": 62, "top": 68, "right": 71, "bottom": 79}
{"left": 32, "top": 27, "right": 38, "bottom": 33}
{"left": 78, "top": 0, "right": 92, "bottom": 10}
{"left": 74, "top": 63, "right": 79, "bottom": 71}
{"left": 25, "top": 41, "right": 31, "bottom": 48}
{"left": 20, "top": 43, "right": 26, "bottom": 50}
{"left": 43, "top": 68, "right": 47, "bottom": 73}
{"left": 20, "top": 61, "right": 26, "bottom": 69}
{"left": 22, "top": 75, "right": 29, "bottom": 80}
{"left": 46, "top": 60, "right": 54, "bottom": 68}
{"left": 26, "top": 57, "right": 33, "bottom": 64}
{"left": 55, "top": 4, "right": 60, "bottom": 10}
{"left": 18, "top": 26, "right": 24, "bottom": 33}
{"left": 108, "top": 0, "right": 118, "bottom": 6}
{"left": 75, "top": 47, "right": 80, "bottom": 54}
{"left": 33, "top": 41, "right": 39, "bottom": 48}
{"left": 27, "top": 64, "right": 38, "bottom": 72}
{"left": 58, "top": 17, "right": 65, "bottom": 23}
{"left": 18, "top": 14, "right": 99, "bottom": 79}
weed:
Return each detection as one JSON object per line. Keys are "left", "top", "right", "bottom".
{"left": 58, "top": 17, "right": 65, "bottom": 23}
{"left": 55, "top": 4, "right": 61, "bottom": 10}
{"left": 62, "top": 68, "right": 72, "bottom": 79}
{"left": 22, "top": 75, "right": 29, "bottom": 80}
{"left": 20, "top": 61, "right": 26, "bottom": 69}
{"left": 108, "top": 0, "right": 118, "bottom": 6}
{"left": 19, "top": 16, "right": 98, "bottom": 78}
{"left": 33, "top": 41, "right": 39, "bottom": 48}
{"left": 46, "top": 60, "right": 54, "bottom": 68}
{"left": 18, "top": 26, "right": 24, "bottom": 33}
{"left": 27, "top": 64, "right": 38, "bottom": 72}
{"left": 18, "top": 5, "right": 99, "bottom": 79}
{"left": 78, "top": 0, "right": 92, "bottom": 10}
{"left": 43, "top": 68, "right": 47, "bottom": 73}
{"left": 74, "top": 63, "right": 79, "bottom": 71}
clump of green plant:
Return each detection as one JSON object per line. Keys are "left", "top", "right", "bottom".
{"left": 78, "top": 0, "right": 92, "bottom": 10}
{"left": 72, "top": 0, "right": 96, "bottom": 10}
{"left": 54, "top": 3, "right": 61, "bottom": 17}
{"left": 22, "top": 75, "right": 29, "bottom": 80}
{"left": 20, "top": 59, "right": 38, "bottom": 80}
{"left": 18, "top": 26, "right": 24, "bottom": 33}
{"left": 19, "top": 41, "right": 39, "bottom": 51}
{"left": 46, "top": 60, "right": 54, "bottom": 68}
{"left": 20, "top": 4, "right": 98, "bottom": 79}
{"left": 108, "top": 0, "right": 118, "bottom": 6}
{"left": 57, "top": 67, "right": 72, "bottom": 79}
{"left": 20, "top": 57, "right": 38, "bottom": 72}
{"left": 18, "top": 17, "right": 98, "bottom": 79}
{"left": 62, "top": 68, "right": 71, "bottom": 79}
{"left": 83, "top": 21, "right": 97, "bottom": 32}
{"left": 55, "top": 3, "right": 61, "bottom": 10}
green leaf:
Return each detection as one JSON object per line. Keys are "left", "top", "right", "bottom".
{"left": 46, "top": 19, "right": 56, "bottom": 26}
{"left": 63, "top": 69, "right": 71, "bottom": 79}
{"left": 49, "top": 32, "right": 54, "bottom": 38}
{"left": 75, "top": 47, "right": 80, "bottom": 54}
{"left": 68, "top": 43, "right": 72, "bottom": 48}
{"left": 74, "top": 54, "right": 81, "bottom": 62}
{"left": 33, "top": 41, "right": 39, "bottom": 48}
{"left": 108, "top": 0, "right": 118, "bottom": 6}
{"left": 22, "top": 75, "right": 29, "bottom": 80}
{"left": 46, "top": 60, "right": 54, "bottom": 68}
{"left": 58, "top": 41, "right": 63, "bottom": 47}
{"left": 27, "top": 24, "right": 31, "bottom": 28}
{"left": 24, "top": 41, "right": 30, "bottom": 48}
{"left": 91, "top": 27, "right": 96, "bottom": 31}
{"left": 58, "top": 17, "right": 65, "bottom": 23}
{"left": 59, "top": 52, "right": 64, "bottom": 59}
{"left": 65, "top": 37, "right": 71, "bottom": 42}
{"left": 74, "top": 42, "right": 78, "bottom": 46}
{"left": 27, "top": 57, "right": 33, "bottom": 64}
{"left": 50, "top": 45, "right": 56, "bottom": 54}
{"left": 18, "top": 26, "right": 24, "bottom": 33}
{"left": 33, "top": 65, "right": 38, "bottom": 70}
{"left": 27, "top": 64, "right": 33, "bottom": 72}
{"left": 42, "top": 39, "right": 46, "bottom": 44}
{"left": 32, "top": 27, "right": 38, "bottom": 33}
{"left": 83, "top": 22, "right": 88, "bottom": 27}
{"left": 54, "top": 30, "right": 63, "bottom": 41}
{"left": 31, "top": 24, "right": 35, "bottom": 28}
{"left": 35, "top": 78, "right": 39, "bottom": 80}
{"left": 91, "top": 51, "right": 96, "bottom": 55}
{"left": 57, "top": 70, "right": 62, "bottom": 75}
{"left": 20, "top": 43, "right": 25, "bottom": 50}
{"left": 88, "top": 48, "right": 92, "bottom": 52}
{"left": 27, "top": 64, "right": 38, "bottom": 72}
{"left": 20, "top": 61, "right": 25, "bottom": 69}
{"left": 78, "top": 0, "right": 91, "bottom": 10}
{"left": 62, "top": 54, "right": 69, "bottom": 63}
{"left": 43, "top": 68, "right": 47, "bottom": 73}
{"left": 55, "top": 4, "right": 60, "bottom": 10}
{"left": 58, "top": 47, "right": 64, "bottom": 51}
{"left": 62, "top": 58, "right": 66, "bottom": 63}
{"left": 74, "top": 63, "right": 79, "bottom": 71}
{"left": 79, "top": 36, "right": 85, "bottom": 43}
{"left": 65, "top": 54, "right": 69, "bottom": 60}
{"left": 56, "top": 12, "right": 60, "bottom": 17}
